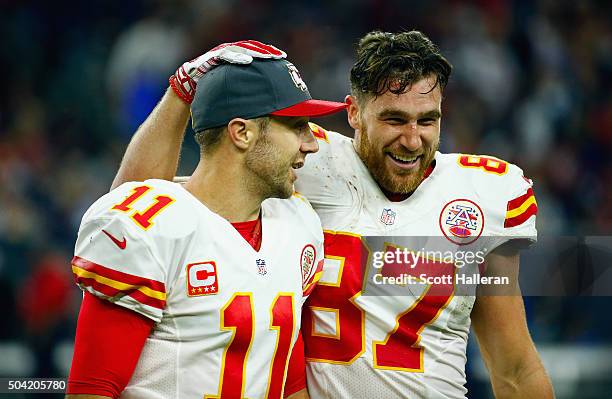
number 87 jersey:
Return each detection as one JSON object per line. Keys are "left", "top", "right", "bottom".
{"left": 71, "top": 179, "right": 324, "bottom": 399}
{"left": 296, "top": 127, "right": 538, "bottom": 399}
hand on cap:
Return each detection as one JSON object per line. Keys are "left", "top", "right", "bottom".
{"left": 169, "top": 40, "right": 287, "bottom": 104}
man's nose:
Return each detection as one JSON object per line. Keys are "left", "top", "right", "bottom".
{"left": 301, "top": 130, "right": 319, "bottom": 154}
{"left": 398, "top": 122, "right": 422, "bottom": 151}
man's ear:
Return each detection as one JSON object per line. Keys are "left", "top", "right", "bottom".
{"left": 227, "top": 118, "right": 257, "bottom": 150}
{"left": 346, "top": 95, "right": 361, "bottom": 131}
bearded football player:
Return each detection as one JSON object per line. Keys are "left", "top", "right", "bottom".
{"left": 109, "top": 32, "right": 554, "bottom": 399}
{"left": 295, "top": 31, "right": 553, "bottom": 399}
{"left": 66, "top": 41, "right": 347, "bottom": 399}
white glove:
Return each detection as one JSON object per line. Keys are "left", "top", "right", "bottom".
{"left": 169, "top": 40, "right": 286, "bottom": 103}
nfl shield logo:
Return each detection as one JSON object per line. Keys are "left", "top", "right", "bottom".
{"left": 380, "top": 208, "right": 396, "bottom": 225}
{"left": 256, "top": 259, "right": 267, "bottom": 275}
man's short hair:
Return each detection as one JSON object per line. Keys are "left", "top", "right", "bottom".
{"left": 350, "top": 30, "right": 452, "bottom": 103}
{"left": 194, "top": 116, "right": 270, "bottom": 153}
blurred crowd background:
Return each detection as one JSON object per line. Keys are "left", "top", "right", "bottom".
{"left": 0, "top": 0, "right": 610, "bottom": 398}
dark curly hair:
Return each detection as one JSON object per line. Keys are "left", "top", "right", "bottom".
{"left": 350, "top": 30, "right": 452, "bottom": 103}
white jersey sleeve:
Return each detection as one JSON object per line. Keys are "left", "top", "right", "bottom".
{"left": 72, "top": 180, "right": 194, "bottom": 322}
{"left": 449, "top": 154, "right": 538, "bottom": 250}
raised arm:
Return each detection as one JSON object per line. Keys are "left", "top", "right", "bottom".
{"left": 471, "top": 243, "right": 554, "bottom": 399}
{"left": 111, "top": 41, "right": 287, "bottom": 190}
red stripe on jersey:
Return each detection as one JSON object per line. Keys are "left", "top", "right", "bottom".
{"left": 507, "top": 187, "right": 535, "bottom": 210}
{"left": 504, "top": 203, "right": 538, "bottom": 228}
{"left": 303, "top": 259, "right": 324, "bottom": 296}
{"left": 75, "top": 274, "right": 166, "bottom": 311}
{"left": 72, "top": 256, "right": 166, "bottom": 310}
{"left": 72, "top": 256, "right": 165, "bottom": 292}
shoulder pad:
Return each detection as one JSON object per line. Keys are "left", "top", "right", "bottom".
{"left": 82, "top": 180, "right": 198, "bottom": 241}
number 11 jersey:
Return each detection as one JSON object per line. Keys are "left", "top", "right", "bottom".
{"left": 72, "top": 179, "right": 324, "bottom": 399}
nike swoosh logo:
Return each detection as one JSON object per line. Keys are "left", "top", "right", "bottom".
{"left": 102, "top": 229, "right": 127, "bottom": 250}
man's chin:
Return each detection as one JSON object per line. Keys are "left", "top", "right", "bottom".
{"left": 380, "top": 170, "right": 423, "bottom": 194}
{"left": 281, "top": 188, "right": 294, "bottom": 199}
{"left": 270, "top": 183, "right": 294, "bottom": 200}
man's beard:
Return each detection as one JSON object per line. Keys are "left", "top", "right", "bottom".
{"left": 245, "top": 134, "right": 295, "bottom": 200}
{"left": 356, "top": 124, "right": 438, "bottom": 194}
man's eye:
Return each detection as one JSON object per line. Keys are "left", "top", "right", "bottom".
{"left": 419, "top": 118, "right": 436, "bottom": 125}
{"left": 297, "top": 125, "right": 310, "bottom": 135}
{"left": 385, "top": 118, "right": 405, "bottom": 124}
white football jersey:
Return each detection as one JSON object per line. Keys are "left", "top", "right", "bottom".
{"left": 72, "top": 179, "right": 324, "bottom": 399}
{"left": 295, "top": 125, "right": 538, "bottom": 399}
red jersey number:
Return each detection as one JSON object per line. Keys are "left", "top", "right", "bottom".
{"left": 302, "top": 233, "right": 454, "bottom": 372}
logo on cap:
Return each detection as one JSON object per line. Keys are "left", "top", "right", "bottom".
{"left": 286, "top": 62, "right": 308, "bottom": 91}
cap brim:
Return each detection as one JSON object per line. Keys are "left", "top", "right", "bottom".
{"left": 270, "top": 99, "right": 347, "bottom": 117}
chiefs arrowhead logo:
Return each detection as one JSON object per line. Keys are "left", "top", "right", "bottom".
{"left": 300, "top": 244, "right": 316, "bottom": 285}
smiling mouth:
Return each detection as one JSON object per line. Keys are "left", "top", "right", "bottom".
{"left": 289, "top": 161, "right": 304, "bottom": 182}
{"left": 387, "top": 153, "right": 422, "bottom": 167}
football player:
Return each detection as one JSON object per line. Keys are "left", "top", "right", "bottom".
{"left": 108, "top": 32, "right": 554, "bottom": 398}
{"left": 66, "top": 41, "right": 346, "bottom": 399}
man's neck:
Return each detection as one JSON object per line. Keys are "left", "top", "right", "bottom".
{"left": 184, "top": 158, "right": 263, "bottom": 222}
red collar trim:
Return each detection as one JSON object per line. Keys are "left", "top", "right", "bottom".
{"left": 231, "top": 214, "right": 262, "bottom": 251}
